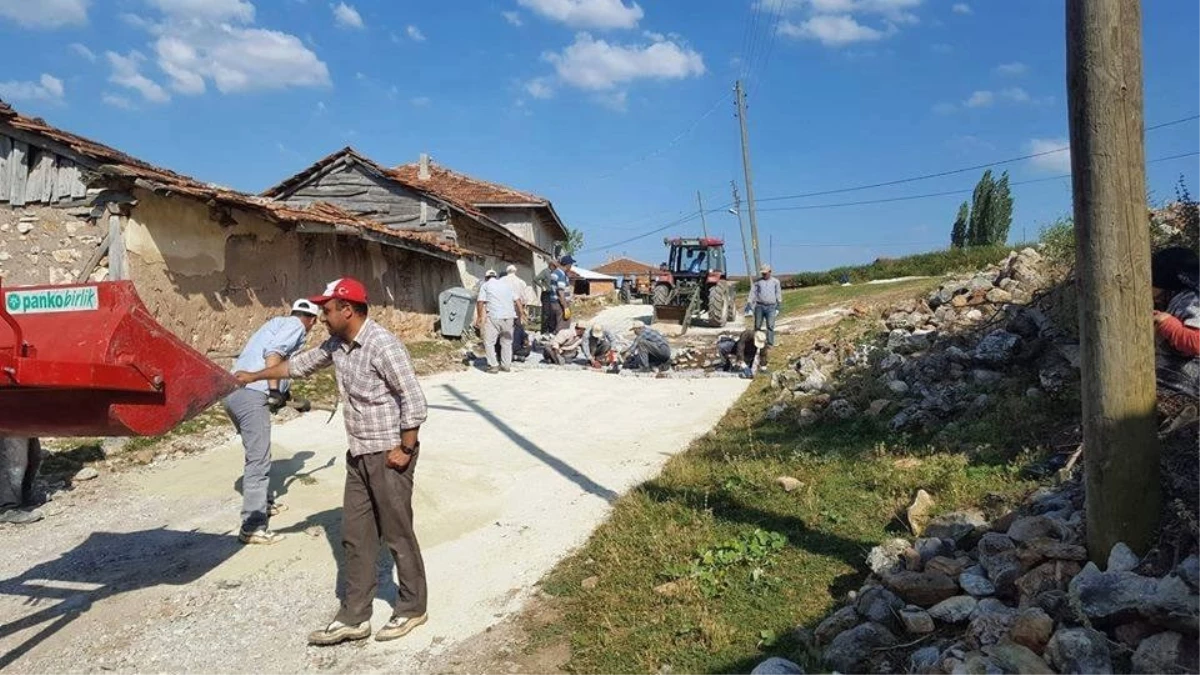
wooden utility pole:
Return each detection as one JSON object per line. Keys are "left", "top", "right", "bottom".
{"left": 696, "top": 190, "right": 709, "bottom": 238}
{"left": 1066, "top": 0, "right": 1160, "bottom": 560}
{"left": 734, "top": 80, "right": 763, "bottom": 272}
{"left": 731, "top": 181, "right": 753, "bottom": 280}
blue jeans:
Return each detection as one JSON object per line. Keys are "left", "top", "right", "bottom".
{"left": 754, "top": 304, "right": 778, "bottom": 346}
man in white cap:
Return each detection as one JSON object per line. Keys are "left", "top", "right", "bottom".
{"left": 749, "top": 264, "right": 782, "bottom": 346}
{"left": 223, "top": 298, "right": 320, "bottom": 544}
{"left": 583, "top": 323, "right": 620, "bottom": 369}
{"left": 718, "top": 329, "right": 769, "bottom": 377}
{"left": 475, "top": 269, "right": 524, "bottom": 373}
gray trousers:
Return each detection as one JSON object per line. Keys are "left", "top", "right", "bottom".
{"left": 0, "top": 437, "right": 40, "bottom": 512}
{"left": 223, "top": 388, "right": 272, "bottom": 531}
{"left": 483, "top": 317, "right": 514, "bottom": 368}
{"left": 338, "top": 450, "right": 426, "bottom": 624}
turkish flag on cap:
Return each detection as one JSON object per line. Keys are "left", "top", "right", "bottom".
{"left": 309, "top": 277, "right": 368, "bottom": 305}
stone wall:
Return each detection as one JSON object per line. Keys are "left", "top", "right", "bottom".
{"left": 0, "top": 204, "right": 107, "bottom": 286}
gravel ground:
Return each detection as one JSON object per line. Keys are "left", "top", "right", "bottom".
{"left": 0, "top": 367, "right": 747, "bottom": 674}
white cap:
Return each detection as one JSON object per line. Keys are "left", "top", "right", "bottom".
{"left": 291, "top": 299, "right": 320, "bottom": 316}
{"left": 506, "top": 264, "right": 517, "bottom": 273}
{"left": 484, "top": 269, "right": 497, "bottom": 278}
{"left": 760, "top": 264, "right": 772, "bottom": 274}
{"left": 591, "top": 324, "right": 605, "bottom": 337}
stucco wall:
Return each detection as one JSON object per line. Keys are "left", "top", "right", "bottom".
{"left": 122, "top": 189, "right": 458, "bottom": 355}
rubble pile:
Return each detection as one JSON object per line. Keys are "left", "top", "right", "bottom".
{"left": 766, "top": 248, "right": 1079, "bottom": 432}
{"left": 807, "top": 482, "right": 1200, "bottom": 674}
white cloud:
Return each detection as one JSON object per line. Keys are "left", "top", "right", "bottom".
{"left": 517, "top": 0, "right": 643, "bottom": 29}
{"left": 1000, "top": 86, "right": 1029, "bottom": 103}
{"left": 102, "top": 92, "right": 136, "bottom": 110}
{"left": 331, "top": 2, "right": 363, "bottom": 29}
{"left": 525, "top": 77, "right": 555, "bottom": 99}
{"left": 146, "top": 0, "right": 254, "bottom": 22}
{"left": 106, "top": 51, "right": 171, "bottom": 103}
{"left": 541, "top": 32, "right": 705, "bottom": 91}
{"left": 994, "top": 61, "right": 1028, "bottom": 76}
{"left": 0, "top": 74, "right": 66, "bottom": 104}
{"left": 1026, "top": 138, "right": 1071, "bottom": 174}
{"left": 951, "top": 3, "right": 970, "bottom": 13}
{"left": 69, "top": 43, "right": 96, "bottom": 62}
{"left": 778, "top": 15, "right": 888, "bottom": 46}
{"left": 502, "top": 10, "right": 523, "bottom": 26}
{"left": 411, "top": 96, "right": 431, "bottom": 107}
{"left": 114, "top": 2, "right": 331, "bottom": 99}
{"left": 964, "top": 90, "right": 994, "bottom": 108}
{"left": 0, "top": 0, "right": 89, "bottom": 28}
{"left": 406, "top": 24, "right": 425, "bottom": 41}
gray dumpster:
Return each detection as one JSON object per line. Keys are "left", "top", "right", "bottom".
{"left": 438, "top": 286, "right": 475, "bottom": 338}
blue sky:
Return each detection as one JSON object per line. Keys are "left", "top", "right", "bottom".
{"left": 0, "top": 0, "right": 1196, "bottom": 273}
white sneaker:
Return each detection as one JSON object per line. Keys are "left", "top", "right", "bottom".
{"left": 308, "top": 619, "right": 372, "bottom": 646}
{"left": 238, "top": 528, "right": 282, "bottom": 545}
{"left": 374, "top": 613, "right": 428, "bottom": 641}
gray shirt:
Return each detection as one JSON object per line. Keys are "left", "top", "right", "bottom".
{"left": 628, "top": 328, "right": 671, "bottom": 356}
{"left": 750, "top": 277, "right": 782, "bottom": 307}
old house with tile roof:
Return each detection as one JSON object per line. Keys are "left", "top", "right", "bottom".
{"left": 0, "top": 101, "right": 461, "bottom": 354}
{"left": 264, "top": 148, "right": 569, "bottom": 299}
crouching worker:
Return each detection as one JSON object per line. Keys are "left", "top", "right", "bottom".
{"left": 585, "top": 324, "right": 621, "bottom": 370}
{"left": 0, "top": 437, "right": 42, "bottom": 524}
{"left": 624, "top": 324, "right": 672, "bottom": 372}
{"left": 545, "top": 323, "right": 586, "bottom": 365}
{"left": 718, "top": 329, "right": 769, "bottom": 378}
{"left": 1151, "top": 246, "right": 1200, "bottom": 398}
{"left": 223, "top": 299, "right": 320, "bottom": 544}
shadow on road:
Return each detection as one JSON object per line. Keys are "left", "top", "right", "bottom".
{"left": 0, "top": 528, "right": 240, "bottom": 670}
{"left": 441, "top": 384, "right": 618, "bottom": 503}
{"left": 232, "top": 450, "right": 335, "bottom": 502}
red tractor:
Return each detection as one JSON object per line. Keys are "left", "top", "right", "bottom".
{"left": 651, "top": 237, "right": 737, "bottom": 329}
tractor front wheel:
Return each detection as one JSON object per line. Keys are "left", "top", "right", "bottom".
{"left": 652, "top": 283, "right": 671, "bottom": 306}
{"left": 707, "top": 283, "right": 730, "bottom": 328}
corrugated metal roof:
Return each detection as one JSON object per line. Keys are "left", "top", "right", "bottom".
{"left": 0, "top": 101, "right": 463, "bottom": 259}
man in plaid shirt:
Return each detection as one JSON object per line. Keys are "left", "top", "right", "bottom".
{"left": 234, "top": 277, "right": 429, "bottom": 646}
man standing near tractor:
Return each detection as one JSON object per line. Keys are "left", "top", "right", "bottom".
{"left": 749, "top": 265, "right": 782, "bottom": 346}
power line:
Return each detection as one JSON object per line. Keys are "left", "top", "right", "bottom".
{"left": 748, "top": 0, "right": 785, "bottom": 97}
{"left": 579, "top": 210, "right": 703, "bottom": 254}
{"left": 754, "top": 114, "right": 1199, "bottom": 204}
{"left": 754, "top": 149, "right": 1197, "bottom": 214}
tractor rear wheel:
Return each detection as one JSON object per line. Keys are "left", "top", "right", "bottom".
{"left": 707, "top": 282, "right": 730, "bottom": 327}
{"left": 652, "top": 283, "right": 671, "bottom": 306}
{"left": 619, "top": 284, "right": 632, "bottom": 304}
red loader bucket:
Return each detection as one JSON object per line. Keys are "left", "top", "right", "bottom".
{"left": 0, "top": 280, "right": 240, "bottom": 437}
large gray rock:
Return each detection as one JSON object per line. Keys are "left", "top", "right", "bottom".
{"left": 900, "top": 605, "right": 935, "bottom": 634}
{"left": 974, "top": 330, "right": 1022, "bottom": 365}
{"left": 1007, "top": 515, "right": 1071, "bottom": 543}
{"left": 1132, "top": 631, "right": 1200, "bottom": 674}
{"left": 856, "top": 585, "right": 905, "bottom": 629}
{"left": 910, "top": 645, "right": 941, "bottom": 674}
{"left": 960, "top": 570, "right": 997, "bottom": 597}
{"left": 929, "top": 595, "right": 977, "bottom": 624}
{"left": 983, "top": 640, "right": 1053, "bottom": 674}
{"left": 1044, "top": 627, "right": 1112, "bottom": 674}
{"left": 1015, "top": 561, "right": 1081, "bottom": 606}
{"left": 750, "top": 657, "right": 805, "bottom": 674}
{"left": 969, "top": 598, "right": 1019, "bottom": 647}
{"left": 1106, "top": 542, "right": 1139, "bottom": 573}
{"left": 1147, "top": 574, "right": 1200, "bottom": 632}
{"left": 1068, "top": 562, "right": 1160, "bottom": 624}
{"left": 907, "top": 490, "right": 936, "bottom": 536}
{"left": 884, "top": 570, "right": 959, "bottom": 607}
{"left": 823, "top": 622, "right": 897, "bottom": 673}
{"left": 813, "top": 605, "right": 859, "bottom": 645}
{"left": 924, "top": 510, "right": 987, "bottom": 543}
{"left": 867, "top": 538, "right": 911, "bottom": 576}
{"left": 967, "top": 275, "right": 995, "bottom": 292}
{"left": 977, "top": 532, "right": 1022, "bottom": 594}
{"left": 1177, "top": 555, "right": 1200, "bottom": 590}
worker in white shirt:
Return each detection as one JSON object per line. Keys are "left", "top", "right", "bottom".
{"left": 475, "top": 269, "right": 525, "bottom": 373}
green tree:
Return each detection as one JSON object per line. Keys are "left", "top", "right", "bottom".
{"left": 562, "top": 227, "right": 585, "bottom": 255}
{"left": 967, "top": 169, "right": 995, "bottom": 246}
{"left": 950, "top": 201, "right": 969, "bottom": 248}
{"left": 990, "top": 171, "right": 1014, "bottom": 245}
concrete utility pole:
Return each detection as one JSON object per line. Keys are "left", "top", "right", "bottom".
{"left": 734, "top": 80, "right": 763, "bottom": 272}
{"left": 696, "top": 190, "right": 709, "bottom": 238}
{"left": 1066, "top": 0, "right": 1160, "bottom": 560}
{"left": 731, "top": 181, "right": 753, "bottom": 280}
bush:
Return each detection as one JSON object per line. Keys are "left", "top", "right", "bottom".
{"left": 781, "top": 244, "right": 1021, "bottom": 289}
{"left": 1038, "top": 215, "right": 1075, "bottom": 265}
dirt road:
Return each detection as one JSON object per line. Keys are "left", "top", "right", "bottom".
{"left": 0, "top": 368, "right": 747, "bottom": 674}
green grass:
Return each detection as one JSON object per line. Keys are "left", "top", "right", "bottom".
{"left": 529, "top": 291, "right": 1069, "bottom": 674}
{"left": 779, "top": 277, "right": 940, "bottom": 317}
{"left": 783, "top": 244, "right": 1029, "bottom": 288}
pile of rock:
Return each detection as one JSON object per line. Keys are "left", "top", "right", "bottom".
{"left": 767, "top": 248, "right": 1080, "bottom": 432}
{"left": 809, "top": 483, "right": 1200, "bottom": 674}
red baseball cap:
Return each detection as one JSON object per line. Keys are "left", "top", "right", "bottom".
{"left": 310, "top": 277, "right": 369, "bottom": 305}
